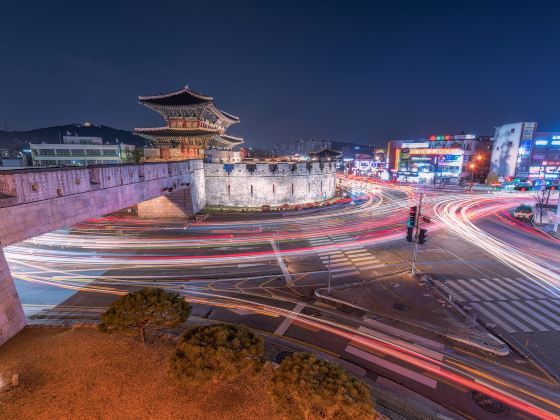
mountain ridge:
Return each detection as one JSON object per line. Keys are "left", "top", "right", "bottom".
{"left": 0, "top": 124, "right": 149, "bottom": 149}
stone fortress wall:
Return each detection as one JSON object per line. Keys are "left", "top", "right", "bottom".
{"left": 204, "top": 161, "right": 337, "bottom": 207}
{"left": 0, "top": 160, "right": 205, "bottom": 345}
{"left": 136, "top": 159, "right": 206, "bottom": 218}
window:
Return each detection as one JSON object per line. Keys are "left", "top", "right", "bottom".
{"left": 86, "top": 149, "right": 101, "bottom": 156}
{"left": 71, "top": 149, "right": 84, "bottom": 156}
{"left": 39, "top": 149, "right": 55, "bottom": 156}
{"left": 291, "top": 183, "right": 294, "bottom": 195}
{"left": 250, "top": 185, "right": 253, "bottom": 196}
{"left": 102, "top": 149, "right": 118, "bottom": 156}
{"left": 55, "top": 149, "right": 70, "bottom": 155}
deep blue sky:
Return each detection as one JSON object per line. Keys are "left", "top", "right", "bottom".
{"left": 1, "top": 0, "right": 560, "bottom": 147}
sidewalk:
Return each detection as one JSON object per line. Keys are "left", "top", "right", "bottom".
{"left": 315, "top": 272, "right": 508, "bottom": 356}
{"left": 532, "top": 220, "right": 560, "bottom": 240}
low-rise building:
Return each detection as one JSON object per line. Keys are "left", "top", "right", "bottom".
{"left": 0, "top": 149, "right": 27, "bottom": 168}
{"left": 387, "top": 133, "right": 491, "bottom": 184}
{"left": 30, "top": 135, "right": 134, "bottom": 167}
{"left": 490, "top": 122, "right": 560, "bottom": 183}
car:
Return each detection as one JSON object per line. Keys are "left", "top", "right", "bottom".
{"left": 514, "top": 183, "right": 532, "bottom": 191}
{"left": 513, "top": 205, "right": 533, "bottom": 220}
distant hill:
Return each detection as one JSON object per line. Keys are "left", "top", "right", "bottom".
{"left": 0, "top": 124, "right": 150, "bottom": 150}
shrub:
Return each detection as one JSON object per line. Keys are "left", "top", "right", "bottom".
{"left": 99, "top": 287, "right": 191, "bottom": 344}
{"left": 170, "top": 324, "right": 264, "bottom": 384}
{"left": 271, "top": 352, "right": 375, "bottom": 419}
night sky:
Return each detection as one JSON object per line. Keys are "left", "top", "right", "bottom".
{"left": 2, "top": 0, "right": 560, "bottom": 147}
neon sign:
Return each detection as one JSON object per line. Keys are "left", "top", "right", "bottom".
{"left": 428, "top": 134, "right": 476, "bottom": 141}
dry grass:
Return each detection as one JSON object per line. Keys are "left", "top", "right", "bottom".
{"left": 0, "top": 327, "right": 282, "bottom": 420}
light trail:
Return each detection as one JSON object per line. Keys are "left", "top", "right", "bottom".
{"left": 433, "top": 196, "right": 560, "bottom": 294}
{"left": 6, "top": 179, "right": 560, "bottom": 418}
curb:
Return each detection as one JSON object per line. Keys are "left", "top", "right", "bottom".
{"left": 314, "top": 285, "right": 510, "bottom": 357}
{"left": 423, "top": 275, "right": 509, "bottom": 356}
{"left": 530, "top": 220, "right": 560, "bottom": 241}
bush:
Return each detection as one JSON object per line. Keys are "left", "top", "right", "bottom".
{"left": 271, "top": 352, "right": 375, "bottom": 420}
{"left": 170, "top": 324, "right": 264, "bottom": 384}
{"left": 99, "top": 287, "right": 191, "bottom": 344}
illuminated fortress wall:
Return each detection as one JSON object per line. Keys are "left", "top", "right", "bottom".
{"left": 204, "top": 161, "right": 337, "bottom": 208}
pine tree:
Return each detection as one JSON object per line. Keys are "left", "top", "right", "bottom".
{"left": 99, "top": 287, "right": 191, "bottom": 344}
{"left": 271, "top": 352, "right": 375, "bottom": 420}
{"left": 170, "top": 324, "right": 264, "bottom": 384}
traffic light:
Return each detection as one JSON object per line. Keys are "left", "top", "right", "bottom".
{"left": 418, "top": 228, "right": 428, "bottom": 244}
{"left": 408, "top": 206, "right": 417, "bottom": 227}
{"left": 406, "top": 226, "right": 414, "bottom": 242}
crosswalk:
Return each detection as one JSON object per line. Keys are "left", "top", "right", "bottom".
{"left": 308, "top": 233, "right": 385, "bottom": 279}
{"left": 438, "top": 277, "right": 560, "bottom": 334}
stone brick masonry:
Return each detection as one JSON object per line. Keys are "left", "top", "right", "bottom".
{"left": 0, "top": 160, "right": 204, "bottom": 345}
{"left": 0, "top": 158, "right": 337, "bottom": 345}
{"left": 204, "top": 161, "right": 337, "bottom": 207}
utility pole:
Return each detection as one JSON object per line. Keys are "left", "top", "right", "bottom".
{"left": 327, "top": 254, "right": 332, "bottom": 293}
{"left": 411, "top": 192, "right": 423, "bottom": 275}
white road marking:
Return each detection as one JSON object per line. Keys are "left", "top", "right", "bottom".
{"left": 270, "top": 239, "right": 294, "bottom": 286}
{"left": 274, "top": 302, "right": 305, "bottom": 336}
{"left": 357, "top": 264, "right": 385, "bottom": 270}
{"left": 345, "top": 345, "right": 437, "bottom": 389}
{"left": 344, "top": 249, "right": 370, "bottom": 255}
{"left": 538, "top": 299, "right": 560, "bottom": 315}
{"left": 332, "top": 270, "right": 361, "bottom": 279}
{"left": 478, "top": 278, "right": 514, "bottom": 300}
{"left": 482, "top": 302, "right": 532, "bottom": 333}
{"left": 446, "top": 281, "right": 480, "bottom": 302}
{"left": 516, "top": 301, "right": 560, "bottom": 331}
{"left": 501, "top": 277, "right": 547, "bottom": 299}
{"left": 514, "top": 277, "right": 560, "bottom": 299}
{"left": 349, "top": 256, "right": 374, "bottom": 263}
{"left": 362, "top": 318, "right": 445, "bottom": 350}
{"left": 471, "top": 303, "right": 517, "bottom": 333}
{"left": 499, "top": 301, "right": 548, "bottom": 332}
{"left": 457, "top": 279, "right": 493, "bottom": 301}
{"left": 358, "top": 326, "right": 444, "bottom": 361}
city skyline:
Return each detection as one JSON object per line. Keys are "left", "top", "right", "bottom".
{"left": 2, "top": 0, "right": 560, "bottom": 147}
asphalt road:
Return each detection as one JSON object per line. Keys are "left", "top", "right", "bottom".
{"left": 6, "top": 179, "right": 560, "bottom": 419}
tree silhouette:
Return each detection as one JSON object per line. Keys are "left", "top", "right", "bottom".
{"left": 271, "top": 352, "right": 375, "bottom": 420}
{"left": 170, "top": 324, "right": 264, "bottom": 384}
{"left": 100, "top": 287, "right": 191, "bottom": 344}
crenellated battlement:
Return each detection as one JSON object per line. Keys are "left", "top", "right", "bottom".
{"left": 0, "top": 160, "right": 203, "bottom": 208}
{"left": 204, "top": 161, "right": 337, "bottom": 178}
{"left": 204, "top": 161, "right": 337, "bottom": 208}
